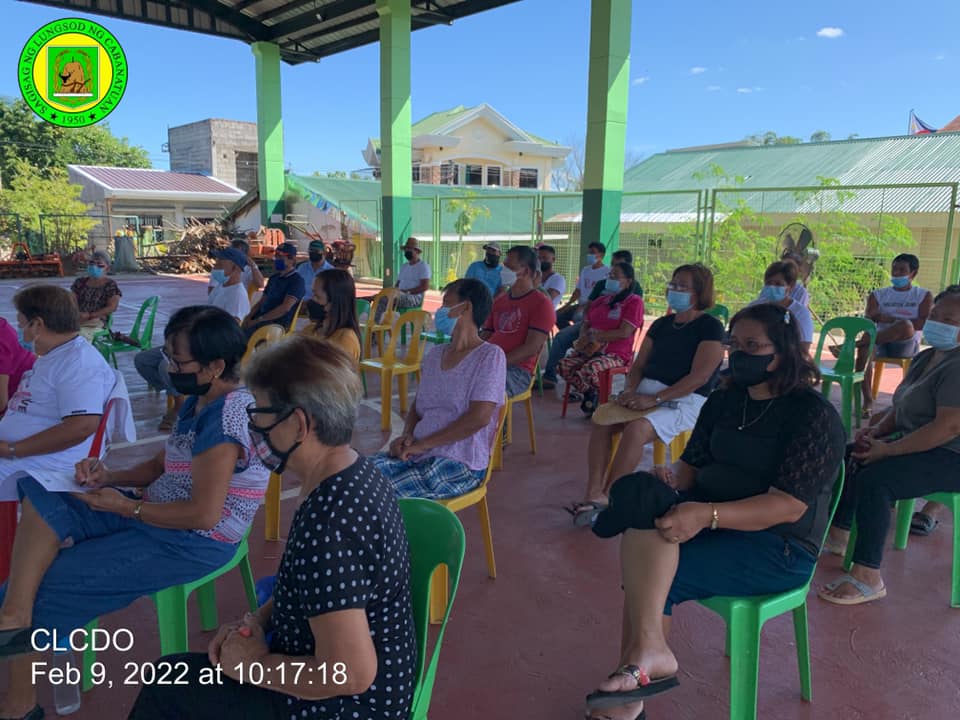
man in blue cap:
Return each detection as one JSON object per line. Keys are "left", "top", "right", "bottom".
{"left": 208, "top": 246, "right": 252, "bottom": 323}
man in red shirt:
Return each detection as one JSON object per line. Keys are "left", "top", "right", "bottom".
{"left": 481, "top": 245, "right": 555, "bottom": 396}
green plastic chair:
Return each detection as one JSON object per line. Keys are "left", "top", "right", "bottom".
{"left": 81, "top": 532, "right": 257, "bottom": 691}
{"left": 843, "top": 492, "right": 960, "bottom": 607}
{"left": 698, "top": 465, "right": 845, "bottom": 720}
{"left": 813, "top": 316, "right": 876, "bottom": 437}
{"left": 397, "top": 498, "right": 466, "bottom": 720}
{"left": 92, "top": 295, "right": 161, "bottom": 369}
{"left": 356, "top": 298, "right": 371, "bottom": 320}
{"left": 706, "top": 303, "right": 730, "bottom": 329}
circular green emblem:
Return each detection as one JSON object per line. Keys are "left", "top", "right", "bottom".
{"left": 18, "top": 18, "right": 128, "bottom": 128}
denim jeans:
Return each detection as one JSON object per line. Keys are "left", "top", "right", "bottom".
{"left": 134, "top": 346, "right": 180, "bottom": 397}
{"left": 543, "top": 322, "right": 581, "bottom": 380}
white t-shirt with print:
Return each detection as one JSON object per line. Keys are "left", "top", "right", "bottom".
{"left": 398, "top": 260, "right": 431, "bottom": 293}
{"left": 209, "top": 281, "right": 251, "bottom": 322}
{"left": 873, "top": 285, "right": 929, "bottom": 339}
{"left": 576, "top": 264, "right": 610, "bottom": 304}
{"left": 542, "top": 273, "right": 567, "bottom": 308}
{"left": 0, "top": 336, "right": 115, "bottom": 499}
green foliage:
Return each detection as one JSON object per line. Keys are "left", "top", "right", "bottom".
{"left": 809, "top": 130, "right": 832, "bottom": 143}
{"left": 444, "top": 192, "right": 491, "bottom": 279}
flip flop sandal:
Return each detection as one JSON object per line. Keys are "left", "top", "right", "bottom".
{"left": 0, "top": 627, "right": 32, "bottom": 658}
{"left": 585, "top": 665, "right": 680, "bottom": 710}
{"left": 910, "top": 512, "right": 940, "bottom": 536}
{"left": 566, "top": 501, "right": 608, "bottom": 527}
{"left": 0, "top": 705, "right": 43, "bottom": 720}
{"left": 817, "top": 574, "right": 887, "bottom": 606}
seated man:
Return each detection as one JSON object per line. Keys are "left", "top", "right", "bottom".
{"left": 481, "top": 245, "right": 555, "bottom": 397}
{"left": 295, "top": 240, "right": 335, "bottom": 301}
{"left": 857, "top": 253, "right": 932, "bottom": 416}
{"left": 555, "top": 241, "right": 609, "bottom": 328}
{"left": 543, "top": 249, "right": 641, "bottom": 389}
{"left": 537, "top": 244, "right": 566, "bottom": 309}
{"left": 396, "top": 237, "right": 431, "bottom": 308}
{"left": 207, "top": 238, "right": 265, "bottom": 297}
{"left": 241, "top": 242, "right": 306, "bottom": 339}
{"left": 465, "top": 243, "right": 504, "bottom": 298}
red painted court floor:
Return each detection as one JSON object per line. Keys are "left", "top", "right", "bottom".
{"left": 0, "top": 273, "right": 957, "bottom": 720}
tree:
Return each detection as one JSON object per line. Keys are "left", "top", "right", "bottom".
{"left": 745, "top": 131, "right": 803, "bottom": 146}
{"left": 551, "top": 135, "right": 647, "bottom": 192}
{"left": 444, "top": 192, "right": 490, "bottom": 282}
{"left": 54, "top": 124, "right": 150, "bottom": 168}
{"left": 809, "top": 130, "right": 832, "bottom": 143}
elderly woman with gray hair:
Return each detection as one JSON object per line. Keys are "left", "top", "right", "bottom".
{"left": 130, "top": 336, "right": 417, "bottom": 720}
{"left": 70, "top": 250, "right": 122, "bottom": 341}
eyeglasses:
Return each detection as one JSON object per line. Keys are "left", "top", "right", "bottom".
{"left": 161, "top": 349, "right": 200, "bottom": 372}
{"left": 726, "top": 339, "right": 775, "bottom": 354}
{"left": 245, "top": 402, "right": 297, "bottom": 431}
{"left": 667, "top": 282, "right": 693, "bottom": 292}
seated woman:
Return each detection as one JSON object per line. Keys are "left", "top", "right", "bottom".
{"left": 0, "top": 316, "right": 35, "bottom": 414}
{"left": 130, "top": 336, "right": 417, "bottom": 720}
{"left": 71, "top": 250, "right": 122, "bottom": 341}
{"left": 0, "top": 285, "right": 116, "bottom": 501}
{"left": 568, "top": 264, "right": 725, "bottom": 525}
{"left": 0, "top": 305, "right": 268, "bottom": 720}
{"left": 558, "top": 262, "right": 644, "bottom": 415}
{"left": 583, "top": 303, "right": 845, "bottom": 719}
{"left": 373, "top": 278, "right": 506, "bottom": 499}
{"left": 299, "top": 268, "right": 361, "bottom": 365}
{"left": 820, "top": 286, "right": 960, "bottom": 605}
{"left": 748, "top": 260, "right": 814, "bottom": 355}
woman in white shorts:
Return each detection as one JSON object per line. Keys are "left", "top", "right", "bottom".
{"left": 569, "top": 264, "right": 725, "bottom": 525}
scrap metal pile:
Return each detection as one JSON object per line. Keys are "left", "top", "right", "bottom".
{"left": 139, "top": 220, "right": 229, "bottom": 274}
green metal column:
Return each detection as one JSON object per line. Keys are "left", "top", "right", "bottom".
{"left": 252, "top": 42, "right": 285, "bottom": 227}
{"left": 580, "top": 0, "right": 632, "bottom": 255}
{"left": 377, "top": 0, "right": 413, "bottom": 287}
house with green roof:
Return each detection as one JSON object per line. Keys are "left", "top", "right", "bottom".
{"left": 361, "top": 103, "right": 570, "bottom": 191}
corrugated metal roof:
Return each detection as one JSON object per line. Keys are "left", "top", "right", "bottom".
{"left": 622, "top": 132, "right": 960, "bottom": 214}
{"left": 70, "top": 166, "right": 244, "bottom": 195}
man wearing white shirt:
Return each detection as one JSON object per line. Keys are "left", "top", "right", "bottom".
{"left": 207, "top": 238, "right": 264, "bottom": 298}
{"left": 556, "top": 241, "right": 608, "bottom": 328}
{"left": 396, "top": 237, "right": 431, "bottom": 307}
{"left": 537, "top": 244, "right": 566, "bottom": 309}
{"left": 748, "top": 260, "right": 814, "bottom": 355}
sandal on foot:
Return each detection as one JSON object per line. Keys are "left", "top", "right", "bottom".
{"left": 566, "top": 501, "right": 607, "bottom": 527}
{"left": 818, "top": 574, "right": 887, "bottom": 606}
{"left": 585, "top": 665, "right": 680, "bottom": 710}
{"left": 0, "top": 627, "right": 32, "bottom": 658}
{"left": 820, "top": 538, "right": 847, "bottom": 557}
{"left": 1, "top": 706, "right": 43, "bottom": 720}
{"left": 910, "top": 512, "right": 940, "bottom": 536}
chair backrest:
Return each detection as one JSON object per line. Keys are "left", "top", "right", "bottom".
{"left": 706, "top": 303, "right": 730, "bottom": 328}
{"left": 362, "top": 288, "right": 404, "bottom": 356}
{"left": 383, "top": 310, "right": 429, "bottom": 364}
{"left": 397, "top": 498, "right": 466, "bottom": 720}
{"left": 242, "top": 324, "right": 285, "bottom": 366}
{"left": 131, "top": 296, "right": 160, "bottom": 350}
{"left": 356, "top": 298, "right": 371, "bottom": 319}
{"left": 87, "top": 397, "right": 117, "bottom": 459}
{"left": 480, "top": 402, "right": 509, "bottom": 485}
{"left": 820, "top": 463, "right": 846, "bottom": 547}
{"left": 813, "top": 316, "right": 877, "bottom": 373}
{"left": 286, "top": 300, "right": 304, "bottom": 335}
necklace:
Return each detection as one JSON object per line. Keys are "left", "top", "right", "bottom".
{"left": 738, "top": 397, "right": 776, "bottom": 431}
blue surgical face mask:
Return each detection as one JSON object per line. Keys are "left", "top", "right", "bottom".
{"left": 87, "top": 265, "right": 104, "bottom": 279}
{"left": 923, "top": 320, "right": 960, "bottom": 351}
{"left": 586, "top": 253, "right": 598, "bottom": 264}
{"left": 17, "top": 324, "right": 35, "bottom": 353}
{"left": 211, "top": 269, "right": 227, "bottom": 285}
{"left": 891, "top": 275, "right": 911, "bottom": 289}
{"left": 761, "top": 285, "right": 787, "bottom": 302}
{"left": 603, "top": 278, "right": 621, "bottom": 295}
{"left": 668, "top": 289, "right": 693, "bottom": 313}
{"left": 434, "top": 302, "right": 465, "bottom": 336}
{"left": 274, "top": 257, "right": 287, "bottom": 271}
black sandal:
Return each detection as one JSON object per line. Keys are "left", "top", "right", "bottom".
{"left": 1, "top": 706, "right": 43, "bottom": 720}
{"left": 585, "top": 665, "right": 680, "bottom": 710}
{"left": 910, "top": 512, "right": 940, "bottom": 536}
{"left": 565, "top": 501, "right": 608, "bottom": 527}
{"left": 0, "top": 627, "right": 32, "bottom": 658}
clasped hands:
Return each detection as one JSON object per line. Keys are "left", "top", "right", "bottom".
{"left": 614, "top": 390, "right": 658, "bottom": 411}
{"left": 208, "top": 612, "right": 269, "bottom": 680}
{"left": 851, "top": 426, "right": 896, "bottom": 465}
{"left": 389, "top": 433, "right": 426, "bottom": 461}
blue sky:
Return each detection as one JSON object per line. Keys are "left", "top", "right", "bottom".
{"left": 3, "top": 0, "right": 959, "bottom": 175}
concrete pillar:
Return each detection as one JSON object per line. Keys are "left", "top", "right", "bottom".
{"left": 252, "top": 42, "right": 286, "bottom": 227}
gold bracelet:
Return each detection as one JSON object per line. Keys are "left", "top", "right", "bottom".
{"left": 709, "top": 503, "right": 720, "bottom": 531}
{"left": 133, "top": 500, "right": 144, "bottom": 520}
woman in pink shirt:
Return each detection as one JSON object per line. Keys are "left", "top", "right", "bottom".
{"left": 372, "top": 279, "right": 506, "bottom": 499}
{"left": 0, "top": 317, "right": 35, "bottom": 413}
{"left": 558, "top": 262, "right": 644, "bottom": 415}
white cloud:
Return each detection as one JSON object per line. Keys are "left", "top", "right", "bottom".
{"left": 736, "top": 87, "right": 753, "bottom": 94}
{"left": 816, "top": 27, "right": 844, "bottom": 39}
{"left": 632, "top": 76, "right": 649, "bottom": 86}
{"left": 707, "top": 85, "right": 722, "bottom": 92}
{"left": 935, "top": 53, "right": 946, "bottom": 61}
{"left": 690, "top": 66, "right": 707, "bottom": 75}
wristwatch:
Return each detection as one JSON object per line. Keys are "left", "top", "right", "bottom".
{"left": 133, "top": 501, "right": 144, "bottom": 520}
{"left": 654, "top": 395, "right": 663, "bottom": 405}
{"left": 8, "top": 444, "right": 16, "bottom": 460}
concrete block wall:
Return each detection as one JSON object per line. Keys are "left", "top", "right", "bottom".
{"left": 168, "top": 119, "right": 258, "bottom": 190}
{"left": 168, "top": 121, "right": 213, "bottom": 176}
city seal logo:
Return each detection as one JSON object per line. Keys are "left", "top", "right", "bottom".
{"left": 18, "top": 18, "right": 128, "bottom": 128}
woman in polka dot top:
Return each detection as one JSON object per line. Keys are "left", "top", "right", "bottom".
{"left": 131, "top": 336, "right": 417, "bottom": 720}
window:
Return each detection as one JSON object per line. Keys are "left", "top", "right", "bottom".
{"left": 486, "top": 166, "right": 501, "bottom": 186}
{"left": 440, "top": 161, "right": 460, "bottom": 185}
{"left": 412, "top": 164, "right": 421, "bottom": 183}
{"left": 519, "top": 168, "right": 538, "bottom": 188}
{"left": 465, "top": 164, "right": 483, "bottom": 186}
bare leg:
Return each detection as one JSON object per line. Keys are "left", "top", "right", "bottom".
{"left": 820, "top": 563, "right": 885, "bottom": 601}
{"left": 0, "top": 653, "right": 40, "bottom": 716}
{"left": 584, "top": 422, "right": 621, "bottom": 503}
{"left": 602, "top": 419, "right": 657, "bottom": 495}
{"left": 0, "top": 497, "right": 61, "bottom": 630}
{"left": 588, "top": 529, "right": 680, "bottom": 719}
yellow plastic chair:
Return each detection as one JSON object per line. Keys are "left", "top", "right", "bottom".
{"left": 362, "top": 287, "right": 403, "bottom": 358}
{"left": 500, "top": 371, "right": 537, "bottom": 468}
{"left": 609, "top": 429, "right": 692, "bottom": 475}
{"left": 241, "top": 324, "right": 285, "bottom": 367}
{"left": 286, "top": 300, "right": 304, "bottom": 335}
{"left": 430, "top": 403, "right": 508, "bottom": 623}
{"left": 360, "top": 310, "right": 429, "bottom": 431}
{"left": 264, "top": 471, "right": 283, "bottom": 541}
{"left": 870, "top": 356, "right": 911, "bottom": 400}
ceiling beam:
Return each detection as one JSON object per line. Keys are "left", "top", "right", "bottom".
{"left": 178, "top": 0, "right": 269, "bottom": 41}
{"left": 264, "top": 0, "right": 370, "bottom": 39}
{"left": 311, "top": 16, "right": 434, "bottom": 58}
{"left": 282, "top": 8, "right": 377, "bottom": 45}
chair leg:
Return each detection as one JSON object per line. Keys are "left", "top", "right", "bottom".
{"left": 477, "top": 497, "right": 497, "bottom": 579}
{"left": 429, "top": 564, "right": 448, "bottom": 625}
{"left": 239, "top": 553, "right": 258, "bottom": 612}
{"left": 871, "top": 360, "right": 885, "bottom": 400}
{"left": 380, "top": 370, "right": 393, "bottom": 432}
{"left": 196, "top": 580, "right": 219, "bottom": 632}
{"left": 842, "top": 522, "right": 857, "bottom": 572}
{"left": 154, "top": 587, "right": 190, "bottom": 656}
{"left": 792, "top": 603, "right": 812, "bottom": 701}
{"left": 839, "top": 380, "right": 853, "bottom": 439}
{"left": 727, "top": 605, "right": 762, "bottom": 720}
{"left": 398, "top": 373, "right": 409, "bottom": 415}
{"left": 561, "top": 381, "right": 571, "bottom": 418}
{"left": 524, "top": 398, "right": 536, "bottom": 454}
{"left": 652, "top": 440, "right": 666, "bottom": 466}
{"left": 265, "top": 473, "right": 281, "bottom": 541}
{"left": 81, "top": 617, "right": 99, "bottom": 692}
{"left": 853, "top": 381, "right": 862, "bottom": 429}
{"left": 950, "top": 496, "right": 960, "bottom": 608}
{"left": 506, "top": 400, "right": 514, "bottom": 445}
{"left": 893, "top": 499, "right": 915, "bottom": 551}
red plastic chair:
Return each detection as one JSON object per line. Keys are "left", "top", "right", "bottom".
{"left": 0, "top": 398, "right": 117, "bottom": 582}
{"left": 561, "top": 331, "right": 642, "bottom": 418}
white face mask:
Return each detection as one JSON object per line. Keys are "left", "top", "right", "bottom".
{"left": 500, "top": 267, "right": 517, "bottom": 286}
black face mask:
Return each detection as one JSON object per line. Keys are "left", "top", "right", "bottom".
{"left": 249, "top": 412, "right": 302, "bottom": 474}
{"left": 169, "top": 371, "right": 212, "bottom": 397}
{"left": 484, "top": 253, "right": 499, "bottom": 268}
{"left": 728, "top": 351, "right": 774, "bottom": 388}
{"left": 308, "top": 251, "right": 325, "bottom": 263}
{"left": 404, "top": 250, "right": 415, "bottom": 261}
{"left": 306, "top": 299, "right": 327, "bottom": 322}
{"left": 540, "top": 261, "right": 552, "bottom": 272}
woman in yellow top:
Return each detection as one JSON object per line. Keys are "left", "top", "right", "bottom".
{"left": 300, "top": 269, "right": 361, "bottom": 365}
